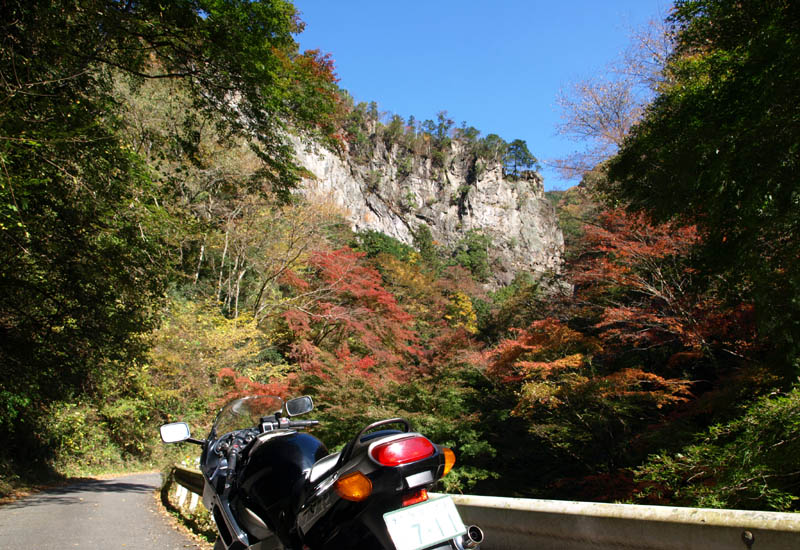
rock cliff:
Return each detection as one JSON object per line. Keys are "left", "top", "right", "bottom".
{"left": 293, "top": 137, "right": 563, "bottom": 287}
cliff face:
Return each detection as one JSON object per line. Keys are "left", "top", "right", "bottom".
{"left": 293, "top": 137, "right": 563, "bottom": 287}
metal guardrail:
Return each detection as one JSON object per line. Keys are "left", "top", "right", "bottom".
{"left": 173, "top": 465, "right": 204, "bottom": 496}
{"left": 449, "top": 493, "right": 800, "bottom": 550}
{"left": 170, "top": 466, "right": 800, "bottom": 549}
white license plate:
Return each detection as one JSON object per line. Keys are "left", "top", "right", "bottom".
{"left": 384, "top": 495, "right": 467, "bottom": 550}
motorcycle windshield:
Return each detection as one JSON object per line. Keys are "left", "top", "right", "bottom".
{"left": 211, "top": 395, "right": 284, "bottom": 438}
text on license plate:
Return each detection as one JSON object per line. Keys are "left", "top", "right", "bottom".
{"left": 384, "top": 495, "right": 467, "bottom": 550}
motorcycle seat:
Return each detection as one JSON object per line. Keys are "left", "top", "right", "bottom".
{"left": 308, "top": 451, "right": 341, "bottom": 484}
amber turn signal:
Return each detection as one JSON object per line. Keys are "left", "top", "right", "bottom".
{"left": 442, "top": 447, "right": 456, "bottom": 476}
{"left": 335, "top": 471, "right": 373, "bottom": 502}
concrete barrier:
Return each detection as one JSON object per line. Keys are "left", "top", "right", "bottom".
{"left": 171, "top": 466, "right": 800, "bottom": 549}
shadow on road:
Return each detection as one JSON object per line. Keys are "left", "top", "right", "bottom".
{"left": 1, "top": 477, "right": 158, "bottom": 510}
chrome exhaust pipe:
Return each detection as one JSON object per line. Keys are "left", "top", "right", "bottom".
{"left": 461, "top": 525, "right": 484, "bottom": 549}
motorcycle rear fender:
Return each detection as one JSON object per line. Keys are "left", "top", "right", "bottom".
{"left": 303, "top": 431, "right": 444, "bottom": 508}
{"left": 297, "top": 434, "right": 447, "bottom": 548}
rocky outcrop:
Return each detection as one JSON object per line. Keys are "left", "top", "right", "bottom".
{"left": 293, "top": 137, "right": 563, "bottom": 287}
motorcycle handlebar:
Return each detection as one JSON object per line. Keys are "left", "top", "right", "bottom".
{"left": 224, "top": 446, "right": 239, "bottom": 491}
{"left": 288, "top": 420, "right": 319, "bottom": 428}
{"left": 228, "top": 447, "right": 239, "bottom": 470}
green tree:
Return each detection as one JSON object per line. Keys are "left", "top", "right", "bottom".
{"left": 412, "top": 224, "right": 443, "bottom": 272}
{"left": 504, "top": 139, "right": 540, "bottom": 177}
{"left": 435, "top": 111, "right": 455, "bottom": 144}
{"left": 606, "top": 0, "right": 800, "bottom": 363}
{"left": 635, "top": 386, "right": 800, "bottom": 511}
{"left": 383, "top": 114, "right": 405, "bottom": 147}
{"left": 0, "top": 0, "right": 337, "bottom": 464}
{"left": 477, "top": 133, "right": 508, "bottom": 163}
{"left": 355, "top": 230, "right": 416, "bottom": 263}
{"left": 455, "top": 123, "right": 481, "bottom": 146}
{"left": 452, "top": 230, "right": 493, "bottom": 282}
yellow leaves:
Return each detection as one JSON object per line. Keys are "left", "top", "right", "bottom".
{"left": 240, "top": 363, "right": 290, "bottom": 385}
{"left": 210, "top": 195, "right": 348, "bottom": 323}
{"left": 513, "top": 372, "right": 594, "bottom": 417}
{"left": 380, "top": 254, "right": 432, "bottom": 293}
{"left": 514, "top": 381, "right": 563, "bottom": 412}
{"left": 147, "top": 297, "right": 289, "bottom": 402}
{"left": 374, "top": 254, "right": 435, "bottom": 319}
{"left": 446, "top": 291, "right": 478, "bottom": 334}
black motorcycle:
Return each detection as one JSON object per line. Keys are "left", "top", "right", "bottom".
{"left": 160, "top": 394, "right": 483, "bottom": 550}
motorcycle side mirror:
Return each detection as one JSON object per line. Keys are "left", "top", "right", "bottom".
{"left": 160, "top": 422, "right": 192, "bottom": 443}
{"left": 285, "top": 396, "right": 313, "bottom": 417}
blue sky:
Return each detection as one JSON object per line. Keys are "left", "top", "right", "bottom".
{"left": 293, "top": 1, "right": 669, "bottom": 191}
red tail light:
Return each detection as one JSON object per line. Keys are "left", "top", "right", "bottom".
{"left": 402, "top": 488, "right": 429, "bottom": 507}
{"left": 370, "top": 436, "right": 435, "bottom": 466}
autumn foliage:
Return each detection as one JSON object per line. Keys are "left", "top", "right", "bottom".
{"left": 571, "top": 209, "right": 755, "bottom": 360}
{"left": 213, "top": 204, "right": 763, "bottom": 501}
{"left": 481, "top": 314, "right": 693, "bottom": 483}
{"left": 8, "top": 0, "right": 797, "bottom": 512}
{"left": 217, "top": 368, "right": 293, "bottom": 403}
{"left": 127, "top": 193, "right": 773, "bottom": 503}
{"left": 486, "top": 319, "right": 598, "bottom": 383}
{"left": 280, "top": 248, "right": 419, "bottom": 383}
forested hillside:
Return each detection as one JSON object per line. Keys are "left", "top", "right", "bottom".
{"left": 2, "top": 0, "right": 800, "bottom": 512}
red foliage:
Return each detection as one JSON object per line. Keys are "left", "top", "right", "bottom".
{"left": 282, "top": 248, "right": 420, "bottom": 383}
{"left": 289, "top": 339, "right": 326, "bottom": 378}
{"left": 571, "top": 208, "right": 754, "bottom": 355}
{"left": 216, "top": 367, "right": 294, "bottom": 403}
{"left": 419, "top": 327, "right": 479, "bottom": 374}
{"left": 279, "top": 268, "right": 310, "bottom": 290}
{"left": 296, "top": 49, "right": 339, "bottom": 84}
{"left": 573, "top": 209, "right": 699, "bottom": 300}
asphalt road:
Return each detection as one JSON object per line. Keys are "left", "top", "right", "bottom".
{"left": 0, "top": 472, "right": 208, "bottom": 549}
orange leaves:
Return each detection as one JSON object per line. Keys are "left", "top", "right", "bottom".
{"left": 585, "top": 209, "right": 699, "bottom": 259}
{"left": 600, "top": 368, "right": 693, "bottom": 408}
{"left": 294, "top": 49, "right": 339, "bottom": 84}
{"left": 486, "top": 319, "right": 600, "bottom": 383}
{"left": 594, "top": 305, "right": 692, "bottom": 348}
{"left": 484, "top": 313, "right": 693, "bottom": 450}
{"left": 516, "top": 354, "right": 586, "bottom": 376}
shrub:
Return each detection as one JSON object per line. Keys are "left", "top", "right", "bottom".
{"left": 634, "top": 385, "right": 800, "bottom": 511}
